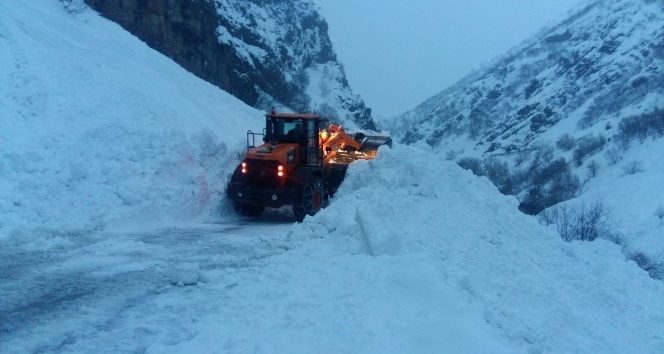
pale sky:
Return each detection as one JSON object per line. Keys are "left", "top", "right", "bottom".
{"left": 313, "top": 0, "right": 587, "bottom": 118}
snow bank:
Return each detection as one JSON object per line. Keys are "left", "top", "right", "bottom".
{"left": 289, "top": 143, "right": 664, "bottom": 353}
{"left": 0, "top": 0, "right": 261, "bottom": 247}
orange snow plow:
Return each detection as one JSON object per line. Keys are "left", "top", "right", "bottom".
{"left": 226, "top": 111, "right": 391, "bottom": 221}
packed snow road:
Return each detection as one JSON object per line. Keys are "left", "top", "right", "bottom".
{"left": 0, "top": 217, "right": 295, "bottom": 353}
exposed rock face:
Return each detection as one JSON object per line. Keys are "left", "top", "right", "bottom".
{"left": 84, "top": 0, "right": 376, "bottom": 130}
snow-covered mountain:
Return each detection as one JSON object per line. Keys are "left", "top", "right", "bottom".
{"left": 392, "top": 0, "right": 664, "bottom": 215}
{"left": 81, "top": 0, "right": 376, "bottom": 130}
{"left": 2, "top": 1, "right": 664, "bottom": 353}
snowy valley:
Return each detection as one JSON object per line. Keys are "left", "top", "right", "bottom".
{"left": 1, "top": 1, "right": 664, "bottom": 354}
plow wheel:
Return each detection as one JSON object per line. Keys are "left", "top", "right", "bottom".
{"left": 293, "top": 175, "right": 325, "bottom": 222}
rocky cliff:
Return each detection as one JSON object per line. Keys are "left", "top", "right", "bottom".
{"left": 83, "top": 0, "right": 376, "bottom": 130}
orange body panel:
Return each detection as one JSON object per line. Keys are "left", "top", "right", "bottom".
{"left": 322, "top": 125, "right": 361, "bottom": 152}
{"left": 245, "top": 142, "right": 300, "bottom": 171}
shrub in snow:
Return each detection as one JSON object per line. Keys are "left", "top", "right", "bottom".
{"left": 629, "top": 251, "right": 664, "bottom": 280}
{"left": 586, "top": 160, "right": 599, "bottom": 179}
{"left": 483, "top": 158, "right": 513, "bottom": 195}
{"left": 290, "top": 68, "right": 311, "bottom": 112}
{"left": 514, "top": 142, "right": 553, "bottom": 168}
{"left": 621, "top": 160, "right": 644, "bottom": 176}
{"left": 529, "top": 142, "right": 555, "bottom": 166}
{"left": 556, "top": 133, "right": 577, "bottom": 151}
{"left": 655, "top": 205, "right": 664, "bottom": 227}
{"left": 459, "top": 141, "right": 580, "bottom": 215}
{"left": 457, "top": 140, "right": 588, "bottom": 216}
{"left": 520, "top": 158, "right": 580, "bottom": 215}
{"left": 539, "top": 200, "right": 614, "bottom": 242}
{"left": 457, "top": 157, "right": 513, "bottom": 195}
{"left": 61, "top": 0, "right": 86, "bottom": 13}
{"left": 445, "top": 149, "right": 462, "bottom": 161}
{"left": 572, "top": 201, "right": 614, "bottom": 242}
{"left": 572, "top": 134, "right": 606, "bottom": 167}
{"left": 540, "top": 203, "right": 575, "bottom": 241}
{"left": 604, "top": 148, "right": 622, "bottom": 165}
{"left": 616, "top": 108, "right": 664, "bottom": 147}
{"left": 468, "top": 107, "right": 489, "bottom": 139}
{"left": 316, "top": 102, "right": 339, "bottom": 121}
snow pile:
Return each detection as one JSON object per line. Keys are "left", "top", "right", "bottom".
{"left": 290, "top": 143, "right": 664, "bottom": 353}
{"left": 0, "top": 0, "right": 260, "bottom": 247}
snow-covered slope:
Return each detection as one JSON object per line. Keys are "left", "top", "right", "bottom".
{"left": 0, "top": 0, "right": 262, "bottom": 246}
{"left": 296, "top": 145, "right": 664, "bottom": 353}
{"left": 83, "top": 0, "right": 376, "bottom": 130}
{"left": 397, "top": 0, "right": 663, "bottom": 151}
{"left": 2, "top": 2, "right": 664, "bottom": 354}
{"left": 567, "top": 137, "right": 664, "bottom": 269}
{"left": 389, "top": 0, "right": 664, "bottom": 254}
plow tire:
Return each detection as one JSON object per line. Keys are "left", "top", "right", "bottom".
{"left": 293, "top": 175, "right": 326, "bottom": 222}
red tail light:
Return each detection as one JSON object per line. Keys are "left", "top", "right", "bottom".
{"left": 241, "top": 162, "right": 247, "bottom": 174}
{"left": 277, "top": 165, "right": 285, "bottom": 177}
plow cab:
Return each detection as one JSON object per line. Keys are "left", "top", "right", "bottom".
{"left": 226, "top": 112, "right": 391, "bottom": 221}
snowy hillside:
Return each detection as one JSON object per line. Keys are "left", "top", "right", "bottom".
{"left": 397, "top": 0, "right": 663, "bottom": 152}
{"left": 0, "top": 0, "right": 262, "bottom": 246}
{"left": 390, "top": 0, "right": 664, "bottom": 260}
{"left": 2, "top": 1, "right": 664, "bottom": 354}
{"left": 83, "top": 0, "right": 376, "bottom": 130}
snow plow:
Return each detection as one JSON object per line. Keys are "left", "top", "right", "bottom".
{"left": 226, "top": 111, "right": 392, "bottom": 221}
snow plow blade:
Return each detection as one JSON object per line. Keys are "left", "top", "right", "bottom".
{"left": 356, "top": 133, "right": 392, "bottom": 154}
{"left": 328, "top": 132, "right": 392, "bottom": 164}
